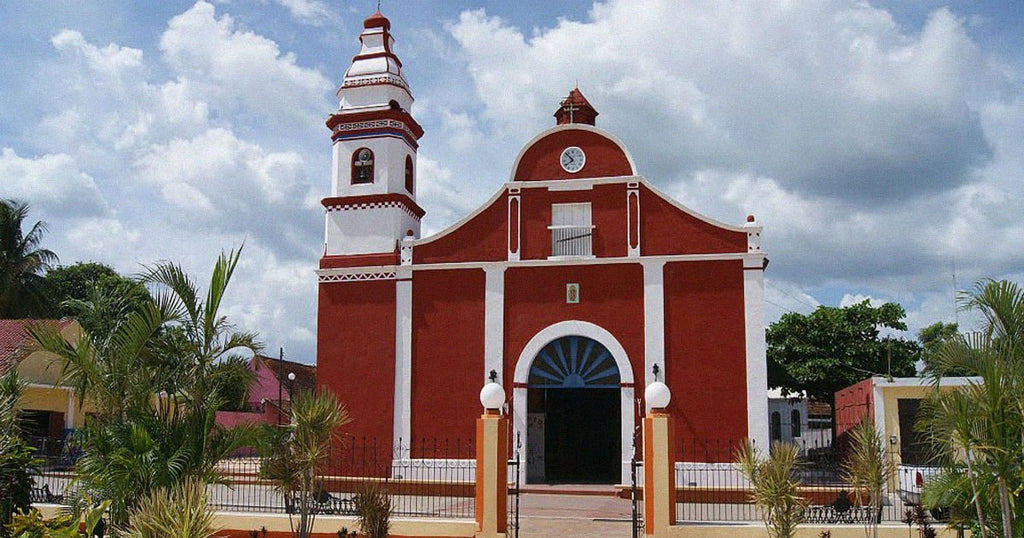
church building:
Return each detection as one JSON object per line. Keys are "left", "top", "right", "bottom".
{"left": 315, "top": 11, "right": 768, "bottom": 484}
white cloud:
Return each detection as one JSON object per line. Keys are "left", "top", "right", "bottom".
{"left": 133, "top": 127, "right": 319, "bottom": 256}
{"left": 0, "top": 148, "right": 108, "bottom": 219}
{"left": 51, "top": 29, "right": 144, "bottom": 79}
{"left": 415, "top": 155, "right": 480, "bottom": 236}
{"left": 159, "top": 1, "right": 331, "bottom": 129}
{"left": 273, "top": 0, "right": 338, "bottom": 26}
{"left": 448, "top": 2, "right": 998, "bottom": 202}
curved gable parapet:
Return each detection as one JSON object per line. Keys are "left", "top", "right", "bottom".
{"left": 411, "top": 187, "right": 509, "bottom": 264}
{"left": 637, "top": 179, "right": 749, "bottom": 255}
{"left": 511, "top": 124, "right": 636, "bottom": 182}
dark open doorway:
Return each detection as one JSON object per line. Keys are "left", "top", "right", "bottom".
{"left": 541, "top": 388, "right": 620, "bottom": 483}
{"left": 525, "top": 334, "right": 622, "bottom": 484}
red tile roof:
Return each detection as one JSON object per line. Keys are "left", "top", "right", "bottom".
{"left": 0, "top": 319, "right": 74, "bottom": 374}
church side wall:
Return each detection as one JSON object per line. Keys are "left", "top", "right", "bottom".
{"left": 663, "top": 259, "right": 748, "bottom": 459}
{"left": 502, "top": 263, "right": 645, "bottom": 391}
{"left": 412, "top": 196, "right": 507, "bottom": 264}
{"left": 639, "top": 187, "right": 747, "bottom": 255}
{"left": 410, "top": 269, "right": 486, "bottom": 448}
{"left": 317, "top": 280, "right": 397, "bottom": 451}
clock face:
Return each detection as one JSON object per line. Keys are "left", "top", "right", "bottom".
{"left": 560, "top": 146, "right": 586, "bottom": 173}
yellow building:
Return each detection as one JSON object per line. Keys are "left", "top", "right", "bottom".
{"left": 835, "top": 375, "right": 980, "bottom": 466}
{"left": 0, "top": 319, "right": 87, "bottom": 445}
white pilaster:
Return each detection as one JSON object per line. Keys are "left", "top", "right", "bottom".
{"left": 394, "top": 269, "right": 413, "bottom": 446}
{"left": 65, "top": 389, "right": 75, "bottom": 430}
{"left": 483, "top": 266, "right": 505, "bottom": 384}
{"left": 643, "top": 260, "right": 666, "bottom": 389}
{"left": 743, "top": 259, "right": 768, "bottom": 449}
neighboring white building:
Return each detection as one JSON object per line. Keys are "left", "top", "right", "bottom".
{"left": 767, "top": 389, "right": 831, "bottom": 449}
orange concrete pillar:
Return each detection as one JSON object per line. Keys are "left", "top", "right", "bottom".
{"left": 475, "top": 384, "right": 508, "bottom": 538}
{"left": 644, "top": 382, "right": 676, "bottom": 537}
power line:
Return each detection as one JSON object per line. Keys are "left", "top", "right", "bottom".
{"left": 765, "top": 281, "right": 818, "bottom": 312}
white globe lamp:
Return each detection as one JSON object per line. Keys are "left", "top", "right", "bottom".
{"left": 479, "top": 382, "right": 506, "bottom": 411}
{"left": 645, "top": 381, "right": 671, "bottom": 410}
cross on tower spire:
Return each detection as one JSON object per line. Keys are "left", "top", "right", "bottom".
{"left": 553, "top": 87, "right": 598, "bottom": 126}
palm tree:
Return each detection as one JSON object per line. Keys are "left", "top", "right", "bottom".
{"left": 921, "top": 279, "right": 1024, "bottom": 538}
{"left": 262, "top": 389, "right": 351, "bottom": 538}
{"left": 842, "top": 418, "right": 895, "bottom": 538}
{"left": 0, "top": 199, "right": 57, "bottom": 318}
{"left": 139, "top": 246, "right": 262, "bottom": 414}
{"left": 735, "top": 440, "right": 806, "bottom": 538}
{"left": 29, "top": 299, "right": 169, "bottom": 422}
{"left": 28, "top": 247, "right": 264, "bottom": 526}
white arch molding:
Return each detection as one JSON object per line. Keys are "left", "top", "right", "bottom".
{"left": 512, "top": 320, "right": 635, "bottom": 484}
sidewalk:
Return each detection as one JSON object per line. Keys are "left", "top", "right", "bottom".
{"left": 517, "top": 492, "right": 635, "bottom": 537}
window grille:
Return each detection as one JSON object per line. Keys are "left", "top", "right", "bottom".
{"left": 549, "top": 203, "right": 593, "bottom": 257}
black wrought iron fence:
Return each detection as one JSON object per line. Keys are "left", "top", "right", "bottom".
{"left": 672, "top": 437, "right": 917, "bottom": 523}
{"left": 507, "top": 433, "right": 520, "bottom": 538}
{"left": 27, "top": 436, "right": 75, "bottom": 499}
{"left": 28, "top": 436, "right": 476, "bottom": 520}
{"left": 208, "top": 437, "right": 476, "bottom": 519}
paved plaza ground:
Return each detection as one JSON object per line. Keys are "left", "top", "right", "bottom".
{"left": 517, "top": 490, "right": 635, "bottom": 537}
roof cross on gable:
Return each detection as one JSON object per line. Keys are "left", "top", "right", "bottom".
{"left": 554, "top": 88, "right": 598, "bottom": 126}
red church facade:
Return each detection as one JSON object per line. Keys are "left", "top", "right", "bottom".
{"left": 316, "top": 12, "right": 768, "bottom": 484}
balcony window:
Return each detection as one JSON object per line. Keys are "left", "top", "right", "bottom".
{"left": 549, "top": 203, "right": 593, "bottom": 257}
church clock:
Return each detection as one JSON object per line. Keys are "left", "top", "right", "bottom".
{"left": 560, "top": 146, "right": 586, "bottom": 173}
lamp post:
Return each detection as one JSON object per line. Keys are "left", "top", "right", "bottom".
{"left": 287, "top": 372, "right": 296, "bottom": 404}
{"left": 277, "top": 347, "right": 284, "bottom": 424}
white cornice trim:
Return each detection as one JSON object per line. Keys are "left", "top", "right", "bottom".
{"left": 316, "top": 251, "right": 764, "bottom": 279}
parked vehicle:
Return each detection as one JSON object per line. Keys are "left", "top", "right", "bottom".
{"left": 898, "top": 465, "right": 948, "bottom": 520}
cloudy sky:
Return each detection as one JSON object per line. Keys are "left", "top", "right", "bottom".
{"left": 2, "top": 1, "right": 1022, "bottom": 364}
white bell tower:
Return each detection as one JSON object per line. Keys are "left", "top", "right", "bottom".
{"left": 322, "top": 10, "right": 424, "bottom": 256}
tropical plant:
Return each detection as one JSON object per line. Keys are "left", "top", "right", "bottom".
{"left": 353, "top": 482, "right": 392, "bottom": 538}
{"left": 209, "top": 355, "right": 257, "bottom": 412}
{"left": 0, "top": 200, "right": 58, "bottom": 318}
{"left": 919, "top": 279, "right": 1024, "bottom": 538}
{"left": 28, "top": 247, "right": 263, "bottom": 526}
{"left": 139, "top": 246, "right": 262, "bottom": 412}
{"left": 120, "top": 478, "right": 218, "bottom": 538}
{"left": 28, "top": 300, "right": 168, "bottom": 423}
{"left": 735, "top": 440, "right": 806, "bottom": 538}
{"left": 261, "top": 389, "right": 351, "bottom": 538}
{"left": 8, "top": 500, "right": 109, "bottom": 538}
{"left": 841, "top": 417, "right": 894, "bottom": 538}
{"left": 0, "top": 371, "right": 40, "bottom": 538}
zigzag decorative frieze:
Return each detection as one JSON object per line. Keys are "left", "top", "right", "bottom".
{"left": 341, "top": 74, "right": 409, "bottom": 91}
{"left": 332, "top": 119, "right": 416, "bottom": 141}
{"left": 325, "top": 200, "right": 422, "bottom": 219}
{"left": 319, "top": 271, "right": 397, "bottom": 283}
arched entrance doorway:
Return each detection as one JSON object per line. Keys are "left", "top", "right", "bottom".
{"left": 525, "top": 335, "right": 621, "bottom": 483}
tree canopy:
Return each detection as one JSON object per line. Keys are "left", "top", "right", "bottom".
{"left": 918, "top": 321, "right": 964, "bottom": 375}
{"left": 767, "top": 300, "right": 920, "bottom": 408}
{"left": 44, "top": 262, "right": 152, "bottom": 337}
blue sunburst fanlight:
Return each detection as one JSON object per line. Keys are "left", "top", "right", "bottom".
{"left": 528, "top": 335, "right": 620, "bottom": 389}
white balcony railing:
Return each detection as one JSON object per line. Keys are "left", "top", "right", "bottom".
{"left": 549, "top": 225, "right": 594, "bottom": 257}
